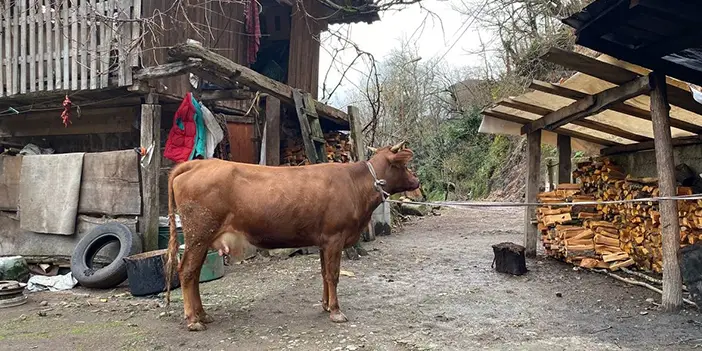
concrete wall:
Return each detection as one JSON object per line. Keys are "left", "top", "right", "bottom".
{"left": 609, "top": 143, "right": 702, "bottom": 178}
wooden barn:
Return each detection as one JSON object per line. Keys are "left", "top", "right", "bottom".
{"left": 0, "top": 0, "right": 380, "bottom": 266}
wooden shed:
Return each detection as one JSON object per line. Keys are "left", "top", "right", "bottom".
{"left": 476, "top": 0, "right": 702, "bottom": 310}
{"left": 0, "top": 0, "right": 379, "bottom": 265}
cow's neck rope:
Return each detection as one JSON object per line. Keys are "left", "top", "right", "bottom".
{"left": 365, "top": 161, "right": 390, "bottom": 201}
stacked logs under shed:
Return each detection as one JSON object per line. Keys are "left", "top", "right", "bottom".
{"left": 280, "top": 131, "right": 353, "bottom": 166}
{"left": 538, "top": 158, "right": 702, "bottom": 274}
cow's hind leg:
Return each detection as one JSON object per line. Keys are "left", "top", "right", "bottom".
{"left": 179, "top": 203, "right": 219, "bottom": 331}
{"left": 322, "top": 241, "right": 347, "bottom": 323}
{"left": 179, "top": 244, "right": 210, "bottom": 331}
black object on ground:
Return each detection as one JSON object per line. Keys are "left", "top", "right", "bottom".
{"left": 681, "top": 242, "right": 702, "bottom": 309}
{"left": 123, "top": 249, "right": 180, "bottom": 296}
{"left": 491, "top": 242, "right": 528, "bottom": 276}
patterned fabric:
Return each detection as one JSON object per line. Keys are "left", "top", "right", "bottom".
{"left": 213, "top": 113, "right": 232, "bottom": 161}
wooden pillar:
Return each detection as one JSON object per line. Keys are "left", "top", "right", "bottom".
{"left": 546, "top": 159, "right": 554, "bottom": 191}
{"left": 140, "top": 92, "right": 161, "bottom": 251}
{"left": 264, "top": 96, "right": 281, "bottom": 166}
{"left": 557, "top": 134, "right": 572, "bottom": 184}
{"left": 524, "top": 130, "right": 541, "bottom": 257}
{"left": 348, "top": 105, "right": 375, "bottom": 242}
{"left": 650, "top": 71, "right": 683, "bottom": 311}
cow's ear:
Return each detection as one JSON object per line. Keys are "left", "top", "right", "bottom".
{"left": 390, "top": 149, "right": 413, "bottom": 165}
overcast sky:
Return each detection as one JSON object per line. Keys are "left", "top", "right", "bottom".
{"left": 317, "top": 0, "right": 486, "bottom": 108}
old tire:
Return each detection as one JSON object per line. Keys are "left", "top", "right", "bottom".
{"left": 71, "top": 222, "right": 143, "bottom": 289}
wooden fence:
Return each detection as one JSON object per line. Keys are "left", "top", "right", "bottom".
{"left": 0, "top": 0, "right": 142, "bottom": 97}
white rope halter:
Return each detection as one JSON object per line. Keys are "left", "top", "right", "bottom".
{"left": 365, "top": 161, "right": 390, "bottom": 201}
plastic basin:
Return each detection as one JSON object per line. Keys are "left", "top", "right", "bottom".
{"left": 177, "top": 246, "right": 224, "bottom": 283}
{"left": 123, "top": 249, "right": 180, "bottom": 297}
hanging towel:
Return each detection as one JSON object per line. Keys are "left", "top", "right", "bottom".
{"left": 200, "top": 103, "right": 224, "bottom": 159}
{"left": 246, "top": 0, "right": 261, "bottom": 65}
{"left": 164, "top": 93, "right": 197, "bottom": 163}
{"left": 189, "top": 94, "right": 207, "bottom": 160}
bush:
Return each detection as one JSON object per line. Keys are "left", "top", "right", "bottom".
{"left": 412, "top": 107, "right": 514, "bottom": 200}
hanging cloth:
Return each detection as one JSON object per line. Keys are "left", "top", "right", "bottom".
{"left": 188, "top": 94, "right": 207, "bottom": 160}
{"left": 213, "top": 114, "right": 232, "bottom": 161}
{"left": 245, "top": 0, "right": 261, "bottom": 65}
{"left": 201, "top": 103, "right": 224, "bottom": 159}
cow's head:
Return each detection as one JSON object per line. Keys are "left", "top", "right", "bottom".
{"left": 367, "top": 141, "right": 420, "bottom": 194}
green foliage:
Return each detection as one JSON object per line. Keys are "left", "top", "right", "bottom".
{"left": 412, "top": 107, "right": 512, "bottom": 200}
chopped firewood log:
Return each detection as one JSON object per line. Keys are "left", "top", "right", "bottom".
{"left": 609, "top": 258, "right": 636, "bottom": 271}
{"left": 603, "top": 252, "right": 629, "bottom": 263}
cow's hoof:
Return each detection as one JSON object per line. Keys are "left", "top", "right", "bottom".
{"left": 187, "top": 322, "right": 207, "bottom": 331}
{"left": 322, "top": 303, "right": 330, "bottom": 312}
{"left": 330, "top": 311, "right": 348, "bottom": 323}
{"left": 200, "top": 314, "right": 215, "bottom": 324}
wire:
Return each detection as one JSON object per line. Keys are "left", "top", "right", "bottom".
{"left": 385, "top": 193, "right": 702, "bottom": 209}
{"left": 426, "top": 0, "right": 490, "bottom": 72}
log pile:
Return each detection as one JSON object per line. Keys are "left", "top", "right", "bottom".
{"left": 280, "top": 131, "right": 353, "bottom": 166}
{"left": 538, "top": 157, "right": 702, "bottom": 273}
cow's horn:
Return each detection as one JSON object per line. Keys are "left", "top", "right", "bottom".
{"left": 367, "top": 146, "right": 378, "bottom": 153}
{"left": 390, "top": 141, "right": 406, "bottom": 153}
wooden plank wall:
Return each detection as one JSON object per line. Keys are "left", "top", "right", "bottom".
{"left": 0, "top": 0, "right": 141, "bottom": 97}
{"left": 141, "top": 0, "right": 248, "bottom": 98}
{"left": 287, "top": 0, "right": 324, "bottom": 99}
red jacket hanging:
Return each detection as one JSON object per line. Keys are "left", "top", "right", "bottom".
{"left": 164, "top": 92, "right": 197, "bottom": 163}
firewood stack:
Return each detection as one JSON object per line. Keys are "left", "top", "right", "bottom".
{"left": 538, "top": 157, "right": 702, "bottom": 274}
{"left": 280, "top": 131, "right": 353, "bottom": 166}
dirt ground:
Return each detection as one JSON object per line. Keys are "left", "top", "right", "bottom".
{"left": 2, "top": 207, "right": 702, "bottom": 350}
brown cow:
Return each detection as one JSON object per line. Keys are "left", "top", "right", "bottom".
{"left": 164, "top": 141, "right": 420, "bottom": 331}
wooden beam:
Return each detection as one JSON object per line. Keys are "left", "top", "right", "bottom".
{"left": 481, "top": 110, "right": 622, "bottom": 146}
{"left": 196, "top": 89, "right": 255, "bottom": 101}
{"left": 0, "top": 107, "right": 138, "bottom": 137}
{"left": 529, "top": 79, "right": 702, "bottom": 134}
{"left": 650, "top": 71, "right": 683, "bottom": 312}
{"left": 557, "top": 135, "right": 572, "bottom": 184}
{"left": 600, "top": 135, "right": 702, "bottom": 155}
{"left": 132, "top": 59, "right": 202, "bottom": 81}
{"left": 264, "top": 96, "right": 281, "bottom": 166}
{"left": 540, "top": 47, "right": 702, "bottom": 116}
{"left": 167, "top": 42, "right": 349, "bottom": 126}
{"left": 501, "top": 99, "right": 650, "bottom": 142}
{"left": 139, "top": 92, "right": 161, "bottom": 252}
{"left": 525, "top": 129, "right": 541, "bottom": 257}
{"left": 521, "top": 74, "right": 652, "bottom": 134}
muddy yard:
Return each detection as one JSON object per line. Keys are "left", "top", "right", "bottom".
{"left": 2, "top": 207, "right": 701, "bottom": 350}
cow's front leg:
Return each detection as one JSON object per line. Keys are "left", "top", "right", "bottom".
{"left": 322, "top": 244, "right": 347, "bottom": 323}
{"left": 179, "top": 245, "right": 210, "bottom": 331}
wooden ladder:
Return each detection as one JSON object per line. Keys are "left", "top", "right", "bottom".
{"left": 293, "top": 89, "right": 326, "bottom": 164}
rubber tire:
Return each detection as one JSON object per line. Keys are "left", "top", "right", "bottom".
{"left": 70, "top": 222, "right": 143, "bottom": 289}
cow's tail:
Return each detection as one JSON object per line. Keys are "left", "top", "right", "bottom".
{"left": 164, "top": 161, "right": 196, "bottom": 307}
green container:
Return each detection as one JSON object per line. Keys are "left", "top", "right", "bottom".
{"left": 177, "top": 246, "right": 224, "bottom": 283}
{"left": 158, "top": 226, "right": 184, "bottom": 250}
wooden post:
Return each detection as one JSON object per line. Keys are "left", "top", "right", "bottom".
{"left": 348, "top": 105, "right": 375, "bottom": 243}
{"left": 650, "top": 71, "right": 683, "bottom": 311}
{"left": 140, "top": 92, "right": 162, "bottom": 251}
{"left": 524, "top": 130, "right": 541, "bottom": 257}
{"left": 546, "top": 159, "right": 554, "bottom": 191}
{"left": 557, "top": 134, "right": 572, "bottom": 184}
{"left": 264, "top": 96, "right": 281, "bottom": 166}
